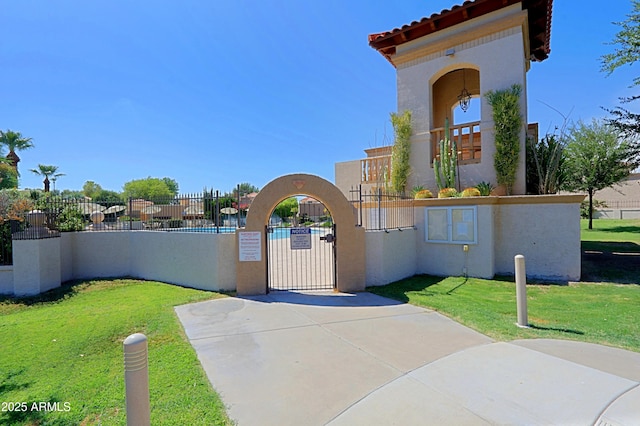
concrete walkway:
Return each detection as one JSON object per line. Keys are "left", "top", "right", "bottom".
{"left": 175, "top": 291, "right": 640, "bottom": 426}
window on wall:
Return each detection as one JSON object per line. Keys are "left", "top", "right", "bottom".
{"left": 424, "top": 206, "right": 477, "bottom": 244}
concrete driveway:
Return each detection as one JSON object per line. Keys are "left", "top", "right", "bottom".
{"left": 175, "top": 291, "right": 640, "bottom": 426}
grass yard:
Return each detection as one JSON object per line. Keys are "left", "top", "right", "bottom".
{"left": 369, "top": 218, "right": 640, "bottom": 353}
{"left": 0, "top": 279, "right": 233, "bottom": 426}
{"left": 581, "top": 218, "right": 640, "bottom": 251}
{"left": 581, "top": 218, "right": 640, "bottom": 283}
{"left": 369, "top": 276, "right": 639, "bottom": 352}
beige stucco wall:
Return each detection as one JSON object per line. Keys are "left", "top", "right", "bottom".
{"left": 335, "top": 160, "right": 363, "bottom": 198}
{"left": 0, "top": 266, "right": 13, "bottom": 294}
{"left": 414, "top": 203, "right": 495, "bottom": 278}
{"left": 49, "top": 231, "right": 236, "bottom": 293}
{"left": 238, "top": 173, "right": 365, "bottom": 295}
{"left": 405, "top": 195, "right": 584, "bottom": 282}
{"left": 12, "top": 237, "right": 61, "bottom": 296}
{"left": 494, "top": 201, "right": 582, "bottom": 281}
{"left": 365, "top": 229, "right": 417, "bottom": 286}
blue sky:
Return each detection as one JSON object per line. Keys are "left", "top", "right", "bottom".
{"left": 2, "top": 1, "right": 637, "bottom": 194}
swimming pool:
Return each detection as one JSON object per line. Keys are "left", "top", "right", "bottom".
{"left": 167, "top": 226, "right": 326, "bottom": 240}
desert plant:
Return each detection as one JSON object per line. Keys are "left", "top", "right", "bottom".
{"left": 475, "top": 181, "right": 495, "bottom": 196}
{"left": 390, "top": 110, "right": 412, "bottom": 193}
{"left": 460, "top": 187, "right": 481, "bottom": 197}
{"left": 526, "top": 132, "right": 566, "bottom": 194}
{"left": 414, "top": 189, "right": 433, "bottom": 199}
{"left": 433, "top": 118, "right": 457, "bottom": 191}
{"left": 411, "top": 185, "right": 425, "bottom": 197}
{"left": 485, "top": 84, "right": 523, "bottom": 195}
{"left": 438, "top": 188, "right": 458, "bottom": 198}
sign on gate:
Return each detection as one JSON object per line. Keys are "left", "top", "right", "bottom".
{"left": 290, "top": 227, "right": 311, "bottom": 250}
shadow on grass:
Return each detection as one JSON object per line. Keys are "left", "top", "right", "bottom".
{"left": 0, "top": 281, "right": 81, "bottom": 307}
{"left": 589, "top": 225, "right": 640, "bottom": 234}
{"left": 581, "top": 242, "right": 640, "bottom": 285}
{"left": 368, "top": 275, "right": 449, "bottom": 303}
{"left": 0, "top": 277, "right": 131, "bottom": 309}
{"left": 0, "top": 396, "right": 67, "bottom": 426}
{"left": 0, "top": 368, "right": 31, "bottom": 394}
{"left": 528, "top": 324, "right": 585, "bottom": 335}
{"left": 582, "top": 241, "right": 640, "bottom": 253}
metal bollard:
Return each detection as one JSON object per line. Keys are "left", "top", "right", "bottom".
{"left": 124, "top": 333, "right": 150, "bottom": 426}
{"left": 514, "top": 255, "right": 529, "bottom": 328}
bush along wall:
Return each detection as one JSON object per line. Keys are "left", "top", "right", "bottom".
{"left": 485, "top": 84, "right": 523, "bottom": 195}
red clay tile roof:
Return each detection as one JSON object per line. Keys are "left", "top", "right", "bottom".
{"left": 369, "top": 0, "right": 552, "bottom": 66}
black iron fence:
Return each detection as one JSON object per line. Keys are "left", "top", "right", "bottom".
{"left": 349, "top": 185, "right": 415, "bottom": 231}
{"left": 6, "top": 191, "right": 247, "bottom": 242}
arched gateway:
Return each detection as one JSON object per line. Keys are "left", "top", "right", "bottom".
{"left": 236, "top": 174, "right": 365, "bottom": 296}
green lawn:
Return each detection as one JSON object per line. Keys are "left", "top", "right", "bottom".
{"left": 369, "top": 276, "right": 639, "bottom": 352}
{"left": 581, "top": 218, "right": 640, "bottom": 252}
{"left": 0, "top": 279, "right": 233, "bottom": 426}
{"left": 369, "top": 218, "right": 640, "bottom": 353}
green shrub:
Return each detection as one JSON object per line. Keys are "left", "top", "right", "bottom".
{"left": 390, "top": 110, "right": 412, "bottom": 193}
{"left": 485, "top": 84, "right": 523, "bottom": 195}
{"left": 461, "top": 187, "right": 481, "bottom": 197}
{"left": 438, "top": 188, "right": 458, "bottom": 198}
{"left": 56, "top": 206, "right": 85, "bottom": 232}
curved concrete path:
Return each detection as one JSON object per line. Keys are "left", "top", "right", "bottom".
{"left": 175, "top": 291, "right": 640, "bottom": 425}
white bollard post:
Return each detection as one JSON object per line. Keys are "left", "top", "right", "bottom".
{"left": 124, "top": 333, "right": 150, "bottom": 426}
{"left": 514, "top": 255, "right": 529, "bottom": 328}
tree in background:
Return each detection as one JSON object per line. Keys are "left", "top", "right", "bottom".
{"left": 122, "top": 177, "right": 177, "bottom": 201}
{"left": 561, "top": 119, "right": 634, "bottom": 229}
{"left": 0, "top": 163, "right": 18, "bottom": 190}
{"left": 601, "top": 0, "right": 640, "bottom": 164}
{"left": 0, "top": 130, "right": 34, "bottom": 183}
{"left": 232, "top": 182, "right": 259, "bottom": 197}
{"left": 29, "top": 164, "right": 64, "bottom": 192}
{"left": 273, "top": 197, "right": 298, "bottom": 222}
{"left": 161, "top": 177, "right": 179, "bottom": 196}
{"left": 82, "top": 181, "right": 103, "bottom": 199}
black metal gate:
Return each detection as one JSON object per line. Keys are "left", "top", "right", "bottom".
{"left": 266, "top": 223, "right": 336, "bottom": 292}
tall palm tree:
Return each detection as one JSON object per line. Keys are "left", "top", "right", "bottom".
{"left": 30, "top": 164, "right": 64, "bottom": 192}
{"left": 0, "top": 130, "right": 34, "bottom": 177}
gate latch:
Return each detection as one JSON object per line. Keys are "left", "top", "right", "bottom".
{"left": 320, "top": 234, "right": 335, "bottom": 243}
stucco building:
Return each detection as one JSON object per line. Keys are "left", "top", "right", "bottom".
{"left": 336, "top": 0, "right": 553, "bottom": 196}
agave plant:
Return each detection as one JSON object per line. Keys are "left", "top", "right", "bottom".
{"left": 475, "top": 181, "right": 495, "bottom": 196}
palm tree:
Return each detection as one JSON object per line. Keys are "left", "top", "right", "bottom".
{"left": 30, "top": 164, "right": 64, "bottom": 192}
{"left": 0, "top": 130, "right": 34, "bottom": 177}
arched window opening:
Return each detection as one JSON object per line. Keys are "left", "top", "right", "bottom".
{"left": 431, "top": 68, "right": 481, "bottom": 165}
